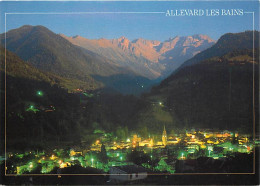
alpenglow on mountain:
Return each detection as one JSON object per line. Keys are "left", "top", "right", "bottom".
{"left": 1, "top": 25, "right": 154, "bottom": 94}
{"left": 61, "top": 34, "right": 215, "bottom": 78}
{"left": 1, "top": 25, "right": 214, "bottom": 94}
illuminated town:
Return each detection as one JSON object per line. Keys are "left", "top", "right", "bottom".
{"left": 4, "top": 126, "right": 254, "bottom": 175}
{"left": 0, "top": 1, "right": 259, "bottom": 184}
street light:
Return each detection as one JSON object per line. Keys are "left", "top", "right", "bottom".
{"left": 29, "top": 162, "right": 33, "bottom": 169}
{"left": 37, "top": 91, "right": 43, "bottom": 96}
{"left": 91, "top": 158, "right": 94, "bottom": 167}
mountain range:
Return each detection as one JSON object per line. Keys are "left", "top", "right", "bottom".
{"left": 61, "top": 33, "right": 215, "bottom": 78}
{"left": 0, "top": 25, "right": 215, "bottom": 94}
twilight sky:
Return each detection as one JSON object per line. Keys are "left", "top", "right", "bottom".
{"left": 0, "top": 1, "right": 259, "bottom": 41}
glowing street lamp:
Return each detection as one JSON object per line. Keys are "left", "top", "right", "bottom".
{"left": 91, "top": 158, "right": 94, "bottom": 167}
{"left": 37, "top": 91, "right": 43, "bottom": 96}
{"left": 29, "top": 162, "right": 33, "bottom": 169}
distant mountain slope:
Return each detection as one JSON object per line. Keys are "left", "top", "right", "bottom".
{"left": 180, "top": 31, "right": 259, "bottom": 68}
{"left": 1, "top": 25, "right": 124, "bottom": 77}
{"left": 0, "top": 46, "right": 102, "bottom": 91}
{"left": 147, "top": 46, "right": 258, "bottom": 132}
{"left": 0, "top": 46, "right": 55, "bottom": 83}
{"left": 0, "top": 25, "right": 155, "bottom": 94}
{"left": 61, "top": 35, "right": 164, "bottom": 79}
{"left": 132, "top": 31, "right": 260, "bottom": 132}
{"left": 61, "top": 34, "right": 215, "bottom": 78}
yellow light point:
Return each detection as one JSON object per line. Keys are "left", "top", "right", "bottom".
{"left": 114, "top": 142, "right": 116, "bottom": 145}
{"left": 214, "top": 140, "right": 219, "bottom": 144}
{"left": 149, "top": 138, "right": 154, "bottom": 147}
{"left": 50, "top": 154, "right": 57, "bottom": 160}
{"left": 42, "top": 157, "right": 45, "bottom": 160}
{"left": 59, "top": 160, "right": 62, "bottom": 164}
{"left": 70, "top": 150, "right": 76, "bottom": 156}
{"left": 60, "top": 163, "right": 67, "bottom": 168}
{"left": 29, "top": 164, "right": 33, "bottom": 168}
{"left": 96, "top": 140, "right": 100, "bottom": 144}
{"left": 133, "top": 145, "right": 136, "bottom": 148}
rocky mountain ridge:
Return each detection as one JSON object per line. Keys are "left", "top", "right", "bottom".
{"left": 61, "top": 33, "right": 215, "bottom": 78}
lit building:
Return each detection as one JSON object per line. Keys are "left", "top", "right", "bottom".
{"left": 139, "top": 140, "right": 150, "bottom": 147}
{"left": 139, "top": 138, "right": 154, "bottom": 147}
{"left": 132, "top": 135, "right": 141, "bottom": 147}
{"left": 149, "top": 138, "right": 154, "bottom": 147}
{"left": 70, "top": 149, "right": 83, "bottom": 156}
{"left": 162, "top": 126, "right": 167, "bottom": 146}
